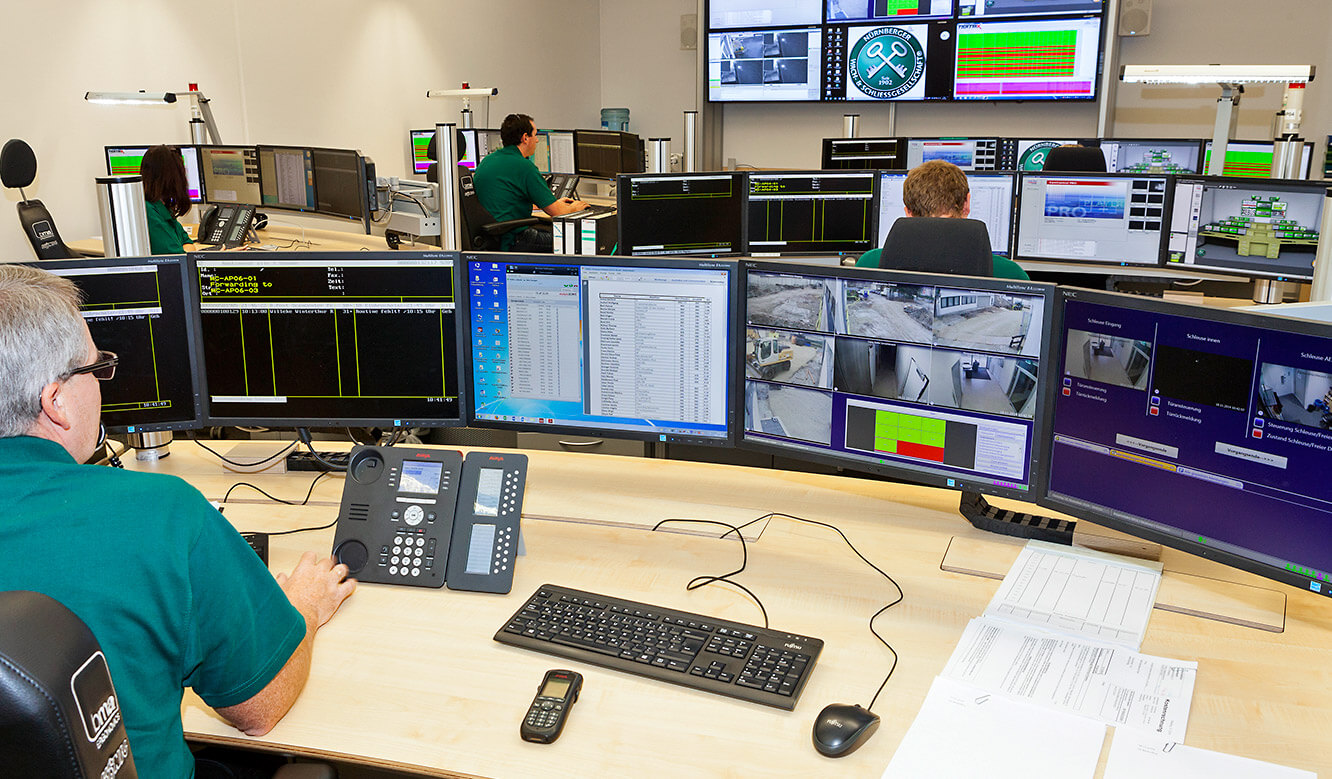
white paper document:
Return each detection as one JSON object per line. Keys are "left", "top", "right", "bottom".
{"left": 1105, "top": 728, "right": 1316, "bottom": 779}
{"left": 883, "top": 676, "right": 1105, "bottom": 779}
{"left": 942, "top": 617, "right": 1196, "bottom": 741}
{"left": 986, "top": 540, "right": 1163, "bottom": 649}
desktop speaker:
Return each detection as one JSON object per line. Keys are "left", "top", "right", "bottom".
{"left": 1118, "top": 0, "right": 1151, "bottom": 36}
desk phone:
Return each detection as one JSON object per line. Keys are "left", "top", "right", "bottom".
{"left": 199, "top": 204, "right": 257, "bottom": 248}
{"left": 331, "top": 446, "right": 527, "bottom": 592}
{"left": 546, "top": 173, "right": 578, "bottom": 200}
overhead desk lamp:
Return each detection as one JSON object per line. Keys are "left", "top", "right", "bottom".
{"left": 424, "top": 85, "right": 499, "bottom": 129}
{"left": 84, "top": 88, "right": 224, "bottom": 146}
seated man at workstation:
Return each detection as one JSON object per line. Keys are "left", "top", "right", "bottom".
{"left": 866, "top": 159, "right": 1030, "bottom": 280}
{"left": 473, "top": 113, "right": 587, "bottom": 252}
{"left": 0, "top": 264, "right": 356, "bottom": 776}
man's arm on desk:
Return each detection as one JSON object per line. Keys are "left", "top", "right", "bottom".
{"left": 542, "top": 196, "right": 589, "bottom": 217}
{"left": 215, "top": 552, "right": 356, "bottom": 736}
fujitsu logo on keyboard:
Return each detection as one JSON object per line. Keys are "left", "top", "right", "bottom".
{"left": 784, "top": 642, "right": 803, "bottom": 650}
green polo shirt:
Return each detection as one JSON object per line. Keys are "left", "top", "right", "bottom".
{"left": 0, "top": 436, "right": 305, "bottom": 777}
{"left": 146, "top": 199, "right": 192, "bottom": 255}
{"left": 857, "top": 248, "right": 1031, "bottom": 281}
{"left": 472, "top": 145, "right": 556, "bottom": 250}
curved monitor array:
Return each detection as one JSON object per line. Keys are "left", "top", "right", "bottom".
{"left": 31, "top": 249, "right": 1332, "bottom": 601}
{"left": 617, "top": 169, "right": 1329, "bottom": 282}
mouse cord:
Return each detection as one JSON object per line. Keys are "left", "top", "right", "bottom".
{"left": 651, "top": 518, "right": 770, "bottom": 628}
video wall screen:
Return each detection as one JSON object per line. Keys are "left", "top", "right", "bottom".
{"left": 706, "top": 1, "right": 1105, "bottom": 103}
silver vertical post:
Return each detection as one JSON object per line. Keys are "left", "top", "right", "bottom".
{"left": 1307, "top": 188, "right": 1332, "bottom": 302}
{"left": 1208, "top": 84, "right": 1242, "bottom": 176}
{"left": 843, "top": 114, "right": 860, "bottom": 138}
{"left": 648, "top": 139, "right": 670, "bottom": 173}
{"left": 683, "top": 111, "right": 698, "bottom": 172}
{"left": 435, "top": 123, "right": 460, "bottom": 251}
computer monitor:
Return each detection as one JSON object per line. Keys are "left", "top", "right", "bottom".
{"left": 409, "top": 129, "right": 434, "bottom": 175}
{"left": 1165, "top": 175, "right": 1324, "bottom": 282}
{"left": 708, "top": 27, "right": 822, "bottom": 102}
{"left": 310, "top": 148, "right": 370, "bottom": 227}
{"left": 949, "top": 16, "right": 1103, "bottom": 101}
{"left": 535, "top": 130, "right": 576, "bottom": 176}
{"left": 33, "top": 256, "right": 203, "bottom": 433}
{"left": 821, "top": 137, "right": 907, "bottom": 171}
{"left": 1013, "top": 172, "right": 1170, "bottom": 267}
{"left": 1098, "top": 138, "right": 1205, "bottom": 174}
{"left": 257, "top": 145, "right": 317, "bottom": 211}
{"left": 456, "top": 129, "right": 503, "bottom": 170}
{"left": 1202, "top": 140, "right": 1315, "bottom": 178}
{"left": 1041, "top": 288, "right": 1332, "bottom": 600}
{"left": 616, "top": 172, "right": 745, "bottom": 256}
{"left": 905, "top": 138, "right": 1002, "bottom": 170}
{"left": 739, "top": 261, "right": 1057, "bottom": 500}
{"left": 745, "top": 170, "right": 878, "bottom": 255}
{"left": 189, "top": 251, "right": 462, "bottom": 428}
{"left": 573, "top": 130, "right": 644, "bottom": 178}
{"left": 957, "top": 0, "right": 1104, "bottom": 16}
{"left": 996, "top": 139, "right": 1080, "bottom": 171}
{"left": 462, "top": 253, "right": 738, "bottom": 446}
{"left": 877, "top": 170, "right": 1018, "bottom": 256}
{"left": 200, "top": 146, "right": 262, "bottom": 206}
{"left": 104, "top": 145, "right": 205, "bottom": 203}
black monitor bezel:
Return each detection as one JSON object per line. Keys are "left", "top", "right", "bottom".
{"left": 199, "top": 144, "right": 264, "bottom": 207}
{"left": 572, "top": 129, "right": 644, "bottom": 178}
{"left": 255, "top": 144, "right": 319, "bottom": 214}
{"left": 30, "top": 255, "right": 205, "bottom": 434}
{"left": 615, "top": 171, "right": 748, "bottom": 257}
{"left": 1011, "top": 170, "right": 1172, "bottom": 268}
{"left": 1163, "top": 174, "right": 1326, "bottom": 283}
{"left": 408, "top": 128, "right": 435, "bottom": 175}
{"left": 737, "top": 260, "right": 1060, "bottom": 502}
{"left": 820, "top": 137, "right": 908, "bottom": 171}
{"left": 459, "top": 251, "right": 741, "bottom": 447}
{"left": 1037, "top": 286, "right": 1332, "bottom": 597}
{"left": 875, "top": 168, "right": 1020, "bottom": 257}
{"left": 187, "top": 250, "right": 466, "bottom": 430}
{"left": 103, "top": 144, "right": 207, "bottom": 205}
{"left": 307, "top": 146, "right": 372, "bottom": 230}
{"left": 904, "top": 137, "right": 1005, "bottom": 170}
{"left": 743, "top": 169, "right": 882, "bottom": 257}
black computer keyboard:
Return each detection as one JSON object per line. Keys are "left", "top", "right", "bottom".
{"left": 494, "top": 584, "right": 823, "bottom": 710}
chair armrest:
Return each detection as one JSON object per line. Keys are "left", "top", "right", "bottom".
{"left": 480, "top": 217, "right": 541, "bottom": 236}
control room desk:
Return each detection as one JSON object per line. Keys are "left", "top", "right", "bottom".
{"left": 67, "top": 223, "right": 390, "bottom": 256}
{"left": 127, "top": 443, "right": 1332, "bottom": 777}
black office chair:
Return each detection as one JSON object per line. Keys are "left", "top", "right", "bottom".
{"left": 877, "top": 217, "right": 994, "bottom": 277}
{"left": 1042, "top": 144, "right": 1107, "bottom": 172}
{"left": 0, "top": 139, "right": 81, "bottom": 259}
{"left": 0, "top": 590, "right": 138, "bottom": 778}
{"left": 457, "top": 164, "right": 539, "bottom": 251}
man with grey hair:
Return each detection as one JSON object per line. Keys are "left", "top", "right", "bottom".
{"left": 0, "top": 264, "right": 357, "bottom": 775}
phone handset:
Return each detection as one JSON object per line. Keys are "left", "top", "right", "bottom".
{"left": 198, "top": 203, "right": 258, "bottom": 248}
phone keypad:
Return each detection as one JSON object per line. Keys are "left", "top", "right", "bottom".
{"left": 383, "top": 529, "right": 437, "bottom": 578}
{"left": 524, "top": 697, "right": 564, "bottom": 730}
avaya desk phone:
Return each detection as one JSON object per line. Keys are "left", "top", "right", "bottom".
{"left": 331, "top": 446, "right": 527, "bottom": 593}
{"left": 198, "top": 203, "right": 257, "bottom": 247}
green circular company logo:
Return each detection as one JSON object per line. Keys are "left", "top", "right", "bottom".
{"left": 1020, "top": 142, "right": 1060, "bottom": 171}
{"left": 848, "top": 27, "right": 924, "bottom": 99}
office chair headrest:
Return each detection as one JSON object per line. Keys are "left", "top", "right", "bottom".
{"left": 879, "top": 217, "right": 994, "bottom": 277}
{"left": 1042, "top": 144, "right": 1107, "bottom": 172}
{"left": 0, "top": 590, "right": 137, "bottom": 777}
{"left": 1, "top": 139, "right": 38, "bottom": 189}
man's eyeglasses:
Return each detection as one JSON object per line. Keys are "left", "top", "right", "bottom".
{"left": 64, "top": 350, "right": 118, "bottom": 381}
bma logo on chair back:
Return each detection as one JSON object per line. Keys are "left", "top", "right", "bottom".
{"left": 71, "top": 651, "right": 121, "bottom": 749}
{"left": 848, "top": 27, "right": 924, "bottom": 100}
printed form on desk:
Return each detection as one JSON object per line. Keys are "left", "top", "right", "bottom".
{"left": 1105, "top": 728, "right": 1316, "bottom": 779}
{"left": 985, "top": 539, "right": 1163, "bottom": 650}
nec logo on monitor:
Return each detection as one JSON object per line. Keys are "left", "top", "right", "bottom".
{"left": 70, "top": 650, "right": 120, "bottom": 748}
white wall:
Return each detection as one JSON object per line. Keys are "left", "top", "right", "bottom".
{"left": 0, "top": 0, "right": 601, "bottom": 260}
{"left": 599, "top": 0, "right": 698, "bottom": 158}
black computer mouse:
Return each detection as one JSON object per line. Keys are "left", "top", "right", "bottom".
{"left": 812, "top": 703, "right": 880, "bottom": 757}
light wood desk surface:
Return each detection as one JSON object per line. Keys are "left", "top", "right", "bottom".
{"left": 127, "top": 442, "right": 1332, "bottom": 777}
{"left": 69, "top": 224, "right": 393, "bottom": 256}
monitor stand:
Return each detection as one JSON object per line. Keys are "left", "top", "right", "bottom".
{"left": 959, "top": 491, "right": 1074, "bottom": 545}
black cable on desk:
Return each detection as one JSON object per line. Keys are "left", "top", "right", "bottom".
{"left": 655, "top": 511, "right": 903, "bottom": 712}
{"left": 223, "top": 470, "right": 335, "bottom": 507}
{"left": 191, "top": 435, "right": 297, "bottom": 467}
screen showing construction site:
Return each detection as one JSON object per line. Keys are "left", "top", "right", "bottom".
{"left": 738, "top": 260, "right": 1058, "bottom": 499}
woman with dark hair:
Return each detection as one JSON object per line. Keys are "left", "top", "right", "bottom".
{"left": 140, "top": 145, "right": 198, "bottom": 254}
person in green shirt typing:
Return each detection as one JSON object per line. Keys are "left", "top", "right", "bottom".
{"left": 141, "top": 144, "right": 198, "bottom": 254}
{"left": 0, "top": 264, "right": 357, "bottom": 776}
{"left": 473, "top": 113, "right": 587, "bottom": 252}
{"left": 858, "top": 159, "right": 1030, "bottom": 280}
